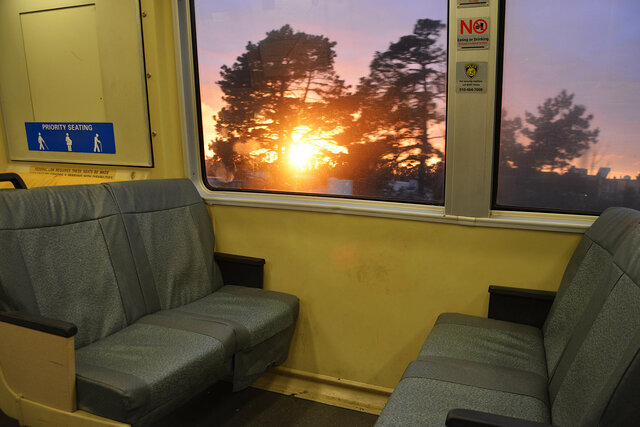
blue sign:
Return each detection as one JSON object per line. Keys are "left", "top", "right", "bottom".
{"left": 25, "top": 122, "right": 116, "bottom": 154}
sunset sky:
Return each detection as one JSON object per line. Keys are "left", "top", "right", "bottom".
{"left": 502, "top": 0, "right": 640, "bottom": 178}
{"left": 194, "top": 0, "right": 640, "bottom": 178}
{"left": 193, "top": 0, "right": 448, "bottom": 157}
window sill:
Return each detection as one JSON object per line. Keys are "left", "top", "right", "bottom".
{"left": 195, "top": 182, "right": 593, "bottom": 234}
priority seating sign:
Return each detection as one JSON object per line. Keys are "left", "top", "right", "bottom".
{"left": 457, "top": 17, "right": 490, "bottom": 50}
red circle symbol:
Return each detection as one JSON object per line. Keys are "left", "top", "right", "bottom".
{"left": 474, "top": 19, "right": 488, "bottom": 34}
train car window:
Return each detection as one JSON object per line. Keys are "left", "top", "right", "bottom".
{"left": 191, "top": 0, "right": 448, "bottom": 205}
{"left": 494, "top": 0, "right": 640, "bottom": 214}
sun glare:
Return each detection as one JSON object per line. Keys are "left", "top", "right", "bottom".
{"left": 289, "top": 143, "right": 318, "bottom": 169}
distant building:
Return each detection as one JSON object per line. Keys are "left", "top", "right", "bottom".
{"left": 327, "top": 178, "right": 353, "bottom": 195}
{"left": 596, "top": 167, "right": 611, "bottom": 179}
{"left": 569, "top": 167, "right": 588, "bottom": 175}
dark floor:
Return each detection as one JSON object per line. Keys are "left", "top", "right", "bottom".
{"left": 0, "top": 382, "right": 378, "bottom": 427}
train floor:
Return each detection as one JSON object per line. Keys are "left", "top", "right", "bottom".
{"left": 0, "top": 381, "right": 378, "bottom": 427}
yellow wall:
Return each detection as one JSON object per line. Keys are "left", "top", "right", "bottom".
{"left": 0, "top": 0, "right": 184, "bottom": 188}
{"left": 0, "top": 0, "right": 583, "bottom": 392}
{"left": 211, "top": 205, "right": 581, "bottom": 388}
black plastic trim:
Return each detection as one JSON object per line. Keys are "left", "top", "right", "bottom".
{"left": 214, "top": 252, "right": 265, "bottom": 289}
{"left": 488, "top": 286, "right": 556, "bottom": 329}
{"left": 490, "top": 0, "right": 506, "bottom": 211}
{"left": 446, "top": 409, "right": 553, "bottom": 427}
{"left": 0, "top": 173, "right": 27, "bottom": 189}
{"left": 0, "top": 311, "right": 77, "bottom": 338}
{"left": 489, "top": 285, "right": 556, "bottom": 301}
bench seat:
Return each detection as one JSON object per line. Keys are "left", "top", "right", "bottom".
{"left": 377, "top": 207, "right": 640, "bottom": 426}
{"left": 0, "top": 179, "right": 299, "bottom": 427}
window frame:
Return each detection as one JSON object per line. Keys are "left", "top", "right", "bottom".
{"left": 172, "top": 0, "right": 595, "bottom": 233}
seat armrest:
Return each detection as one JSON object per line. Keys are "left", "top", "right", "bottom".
{"left": 0, "top": 311, "right": 77, "bottom": 337}
{"left": 488, "top": 286, "right": 556, "bottom": 329}
{"left": 446, "top": 409, "right": 553, "bottom": 427}
{"left": 0, "top": 173, "right": 27, "bottom": 189}
{"left": 0, "top": 312, "right": 77, "bottom": 412}
{"left": 214, "top": 252, "right": 265, "bottom": 288}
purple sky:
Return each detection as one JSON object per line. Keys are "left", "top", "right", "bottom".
{"left": 502, "top": 0, "right": 640, "bottom": 178}
{"left": 194, "top": 0, "right": 640, "bottom": 178}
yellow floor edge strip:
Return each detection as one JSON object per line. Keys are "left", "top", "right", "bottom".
{"left": 251, "top": 367, "right": 393, "bottom": 415}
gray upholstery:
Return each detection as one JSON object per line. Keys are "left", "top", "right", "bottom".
{"left": 550, "top": 227, "right": 640, "bottom": 426}
{"left": 106, "top": 179, "right": 298, "bottom": 391}
{"left": 0, "top": 185, "right": 141, "bottom": 348}
{"left": 377, "top": 207, "right": 640, "bottom": 426}
{"left": 173, "top": 285, "right": 299, "bottom": 389}
{"left": 376, "top": 377, "right": 550, "bottom": 426}
{"left": 105, "top": 179, "right": 224, "bottom": 309}
{"left": 76, "top": 323, "right": 229, "bottom": 426}
{"left": 0, "top": 179, "right": 299, "bottom": 426}
{"left": 404, "top": 358, "right": 548, "bottom": 404}
{"left": 419, "top": 313, "right": 547, "bottom": 378}
{"left": 176, "top": 285, "right": 300, "bottom": 349}
{"left": 543, "top": 207, "right": 640, "bottom": 377}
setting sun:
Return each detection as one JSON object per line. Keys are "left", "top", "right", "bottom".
{"left": 289, "top": 143, "right": 318, "bottom": 169}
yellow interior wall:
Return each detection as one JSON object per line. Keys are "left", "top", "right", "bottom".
{"left": 0, "top": 0, "right": 584, "bottom": 392}
{"left": 0, "top": 0, "right": 184, "bottom": 188}
{"left": 210, "top": 205, "right": 582, "bottom": 388}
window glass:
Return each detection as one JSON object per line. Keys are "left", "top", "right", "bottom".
{"left": 193, "top": 0, "right": 447, "bottom": 203}
{"left": 495, "top": 0, "right": 640, "bottom": 213}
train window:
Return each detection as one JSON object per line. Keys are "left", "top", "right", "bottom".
{"left": 192, "top": 0, "right": 448, "bottom": 204}
{"left": 494, "top": 0, "right": 640, "bottom": 214}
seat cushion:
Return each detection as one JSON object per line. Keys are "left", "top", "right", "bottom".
{"left": 376, "top": 373, "right": 550, "bottom": 426}
{"left": 75, "top": 323, "right": 230, "bottom": 426}
{"left": 419, "top": 313, "right": 547, "bottom": 378}
{"left": 378, "top": 313, "right": 552, "bottom": 425}
{"left": 174, "top": 285, "right": 299, "bottom": 350}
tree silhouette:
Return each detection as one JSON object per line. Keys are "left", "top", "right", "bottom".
{"left": 212, "top": 25, "right": 349, "bottom": 186}
{"left": 498, "top": 109, "right": 524, "bottom": 172}
{"left": 351, "top": 18, "right": 446, "bottom": 199}
{"left": 519, "top": 90, "right": 599, "bottom": 172}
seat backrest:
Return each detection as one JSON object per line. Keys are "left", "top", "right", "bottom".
{"left": 0, "top": 185, "right": 146, "bottom": 348}
{"left": 105, "top": 179, "right": 223, "bottom": 311}
{"left": 543, "top": 207, "right": 640, "bottom": 378}
{"left": 549, "top": 224, "right": 640, "bottom": 426}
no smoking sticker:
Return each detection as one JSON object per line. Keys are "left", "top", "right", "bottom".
{"left": 457, "top": 17, "right": 490, "bottom": 50}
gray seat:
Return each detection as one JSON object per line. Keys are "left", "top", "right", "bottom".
{"left": 75, "top": 323, "right": 230, "bottom": 426}
{"left": 105, "top": 179, "right": 299, "bottom": 390}
{"left": 377, "top": 207, "right": 640, "bottom": 426}
{"left": 0, "top": 179, "right": 299, "bottom": 426}
{"left": 418, "top": 313, "right": 547, "bottom": 378}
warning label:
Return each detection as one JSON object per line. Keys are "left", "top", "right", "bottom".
{"left": 457, "top": 18, "right": 490, "bottom": 50}
{"left": 457, "top": 0, "right": 489, "bottom": 8}
{"left": 456, "top": 62, "right": 488, "bottom": 94}
{"left": 29, "top": 166, "right": 116, "bottom": 180}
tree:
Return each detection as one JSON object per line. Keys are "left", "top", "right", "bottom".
{"left": 351, "top": 19, "right": 446, "bottom": 198}
{"left": 498, "top": 109, "right": 524, "bottom": 171}
{"left": 519, "top": 90, "right": 599, "bottom": 172}
{"left": 211, "top": 25, "right": 350, "bottom": 187}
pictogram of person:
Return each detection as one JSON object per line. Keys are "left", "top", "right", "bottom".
{"left": 37, "top": 132, "right": 48, "bottom": 150}
{"left": 65, "top": 133, "right": 73, "bottom": 152}
{"left": 93, "top": 133, "right": 102, "bottom": 153}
